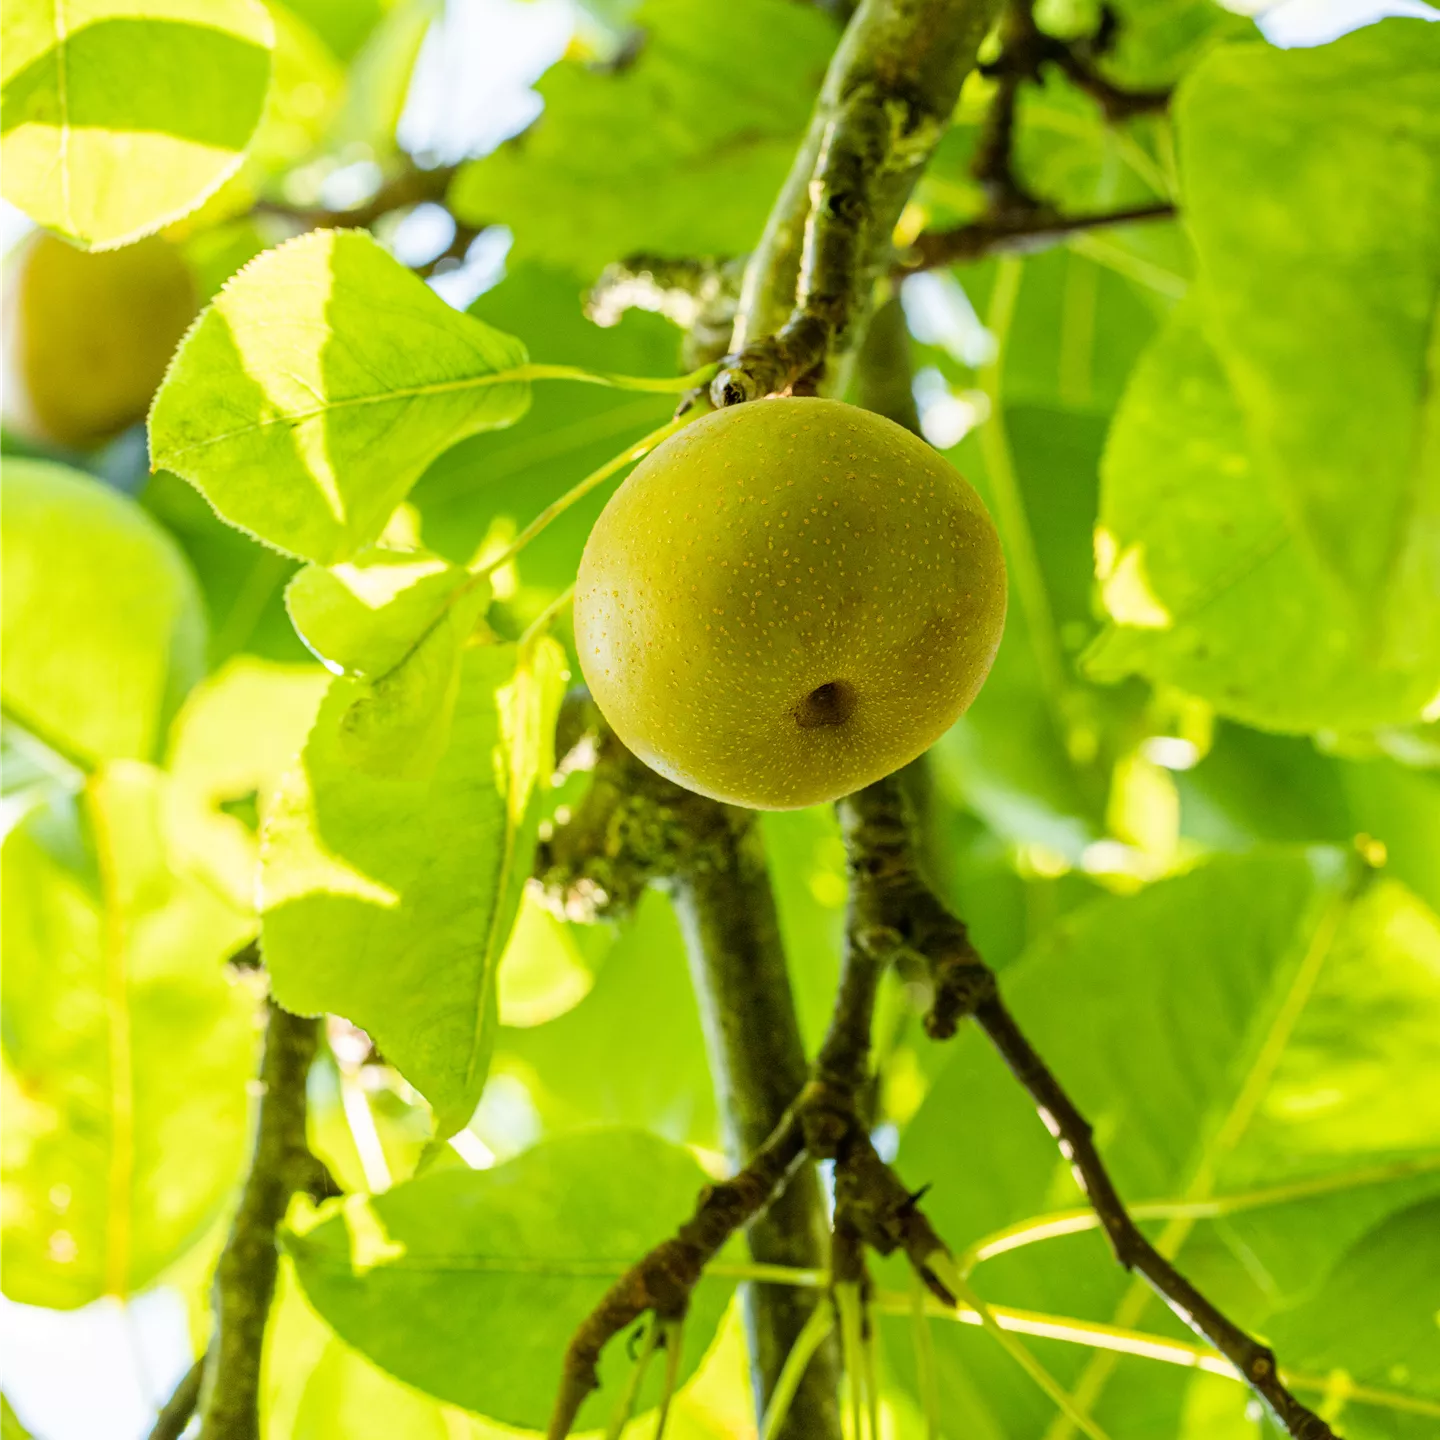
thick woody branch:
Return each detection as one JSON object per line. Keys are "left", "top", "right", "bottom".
{"left": 671, "top": 815, "right": 841, "bottom": 1437}
{"left": 714, "top": 0, "right": 1003, "bottom": 405}
{"left": 197, "top": 1003, "right": 321, "bottom": 1440}
{"left": 845, "top": 775, "right": 1340, "bottom": 1440}
{"left": 537, "top": 711, "right": 840, "bottom": 1440}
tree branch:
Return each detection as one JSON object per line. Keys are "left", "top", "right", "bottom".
{"left": 844, "top": 775, "right": 1342, "bottom": 1440}
{"left": 898, "top": 201, "right": 1175, "bottom": 272}
{"left": 197, "top": 1002, "right": 321, "bottom": 1440}
{"left": 900, "top": 0, "right": 1177, "bottom": 274}
{"left": 537, "top": 716, "right": 841, "bottom": 1440}
{"left": 547, "top": 1112, "right": 808, "bottom": 1440}
{"left": 671, "top": 821, "right": 843, "bottom": 1437}
{"left": 147, "top": 1358, "right": 203, "bottom": 1440}
{"left": 586, "top": 255, "right": 744, "bottom": 370}
{"left": 541, "top": 749, "right": 965, "bottom": 1438}
{"left": 253, "top": 162, "right": 459, "bottom": 233}
{"left": 712, "top": 0, "right": 1004, "bottom": 405}
{"left": 984, "top": 0, "right": 1172, "bottom": 125}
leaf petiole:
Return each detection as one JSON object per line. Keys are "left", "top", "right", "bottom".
{"left": 472, "top": 406, "right": 709, "bottom": 582}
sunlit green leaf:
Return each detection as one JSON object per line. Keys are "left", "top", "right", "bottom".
{"left": 285, "top": 1130, "right": 733, "bottom": 1427}
{"left": 1178, "top": 20, "right": 1440, "bottom": 614}
{"left": 0, "top": 0, "right": 274, "bottom": 247}
{"left": 247, "top": 0, "right": 345, "bottom": 174}
{"left": 285, "top": 546, "right": 479, "bottom": 679}
{"left": 1087, "top": 302, "right": 1440, "bottom": 731}
{"left": 1, "top": 1394, "right": 33, "bottom": 1440}
{"left": 448, "top": 0, "right": 835, "bottom": 276}
{"left": 1, "top": 764, "right": 257, "bottom": 1307}
{"left": 149, "top": 230, "right": 531, "bottom": 564}
{"left": 278, "top": 0, "right": 385, "bottom": 61}
{"left": 1, "top": 460, "right": 206, "bottom": 768}
{"left": 141, "top": 468, "right": 307, "bottom": 667}
{"left": 327, "top": 0, "right": 439, "bottom": 154}
{"left": 164, "top": 657, "right": 329, "bottom": 912}
{"left": 291, "top": 1336, "right": 456, "bottom": 1439}
{"left": 261, "top": 639, "right": 567, "bottom": 1137}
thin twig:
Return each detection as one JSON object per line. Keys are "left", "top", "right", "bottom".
{"left": 974, "top": 995, "right": 1339, "bottom": 1439}
{"left": 898, "top": 201, "right": 1175, "bottom": 272}
{"left": 147, "top": 1357, "right": 203, "bottom": 1440}
{"left": 902, "top": 0, "right": 1175, "bottom": 273}
{"left": 254, "top": 163, "right": 459, "bottom": 232}
{"left": 546, "top": 1112, "right": 807, "bottom": 1440}
{"left": 197, "top": 1003, "right": 321, "bottom": 1440}
{"left": 984, "top": 0, "right": 1171, "bottom": 125}
{"left": 844, "top": 774, "right": 1341, "bottom": 1440}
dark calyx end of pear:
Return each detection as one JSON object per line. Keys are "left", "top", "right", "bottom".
{"left": 794, "top": 680, "right": 857, "bottom": 729}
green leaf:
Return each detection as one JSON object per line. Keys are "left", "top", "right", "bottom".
{"left": 327, "top": 582, "right": 491, "bottom": 780}
{"left": 448, "top": 0, "right": 835, "bottom": 276}
{"left": 1178, "top": 723, "right": 1440, "bottom": 917}
{"left": 141, "top": 468, "right": 307, "bottom": 667}
{"left": 284, "top": 1130, "right": 733, "bottom": 1427}
{"left": 148, "top": 230, "right": 532, "bottom": 564}
{"left": 2, "top": 460, "right": 206, "bottom": 768}
{"left": 292, "top": 1337, "right": 456, "bottom": 1440}
{"left": 887, "top": 855, "right": 1440, "bottom": 1434}
{"left": 1, "top": 1394, "right": 33, "bottom": 1440}
{"left": 164, "top": 656, "right": 329, "bottom": 912}
{"left": 246, "top": 0, "right": 345, "bottom": 174}
{"left": 1, "top": 764, "right": 257, "bottom": 1307}
{"left": 1087, "top": 301, "right": 1440, "bottom": 732}
{"left": 1178, "top": 20, "right": 1440, "bottom": 615}
{"left": 0, "top": 0, "right": 274, "bottom": 248}
{"left": 499, "top": 891, "right": 718, "bottom": 1145}
{"left": 1340, "top": 757, "right": 1440, "bottom": 918}
{"left": 928, "top": 408, "right": 1117, "bottom": 859}
{"left": 285, "top": 546, "right": 480, "bottom": 679}
{"left": 278, "top": 0, "right": 386, "bottom": 61}
{"left": 1114, "top": 0, "right": 1256, "bottom": 87}
{"left": 1176, "top": 723, "right": 1354, "bottom": 852}
{"left": 1265, "top": 1199, "right": 1440, "bottom": 1431}
{"left": 261, "top": 639, "right": 567, "bottom": 1137}
{"left": 327, "top": 0, "right": 440, "bottom": 154}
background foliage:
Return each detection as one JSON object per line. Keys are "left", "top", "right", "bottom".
{"left": 1, "top": 0, "right": 1438, "bottom": 1437}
